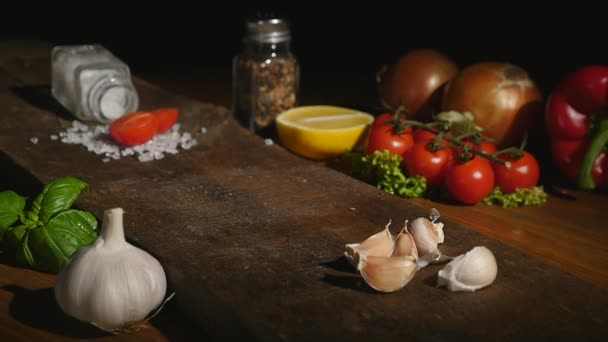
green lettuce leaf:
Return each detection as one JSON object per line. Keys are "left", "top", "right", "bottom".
{"left": 482, "top": 186, "right": 548, "bottom": 208}
{"left": 337, "top": 150, "right": 427, "bottom": 198}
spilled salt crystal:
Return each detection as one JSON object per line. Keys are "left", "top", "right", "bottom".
{"left": 50, "top": 119, "right": 198, "bottom": 162}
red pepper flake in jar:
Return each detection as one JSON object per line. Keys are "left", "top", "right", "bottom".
{"left": 232, "top": 16, "right": 299, "bottom": 137}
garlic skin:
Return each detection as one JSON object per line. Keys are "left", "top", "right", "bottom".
{"left": 391, "top": 222, "right": 418, "bottom": 260}
{"left": 55, "top": 208, "right": 167, "bottom": 332}
{"left": 345, "top": 221, "right": 419, "bottom": 293}
{"left": 408, "top": 217, "right": 444, "bottom": 268}
{"left": 437, "top": 246, "right": 498, "bottom": 292}
{"left": 345, "top": 221, "right": 394, "bottom": 266}
{"left": 358, "top": 255, "right": 417, "bottom": 293}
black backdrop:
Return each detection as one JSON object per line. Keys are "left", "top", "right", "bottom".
{"left": 2, "top": 2, "right": 607, "bottom": 96}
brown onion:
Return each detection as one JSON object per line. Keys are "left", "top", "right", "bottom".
{"left": 377, "top": 49, "right": 459, "bottom": 120}
{"left": 441, "top": 62, "right": 543, "bottom": 148}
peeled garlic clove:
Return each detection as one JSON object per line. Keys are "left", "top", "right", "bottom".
{"left": 345, "top": 220, "right": 395, "bottom": 267}
{"left": 391, "top": 221, "right": 418, "bottom": 260}
{"left": 358, "top": 254, "right": 417, "bottom": 293}
{"left": 437, "top": 246, "right": 498, "bottom": 292}
{"left": 408, "top": 217, "right": 444, "bottom": 268}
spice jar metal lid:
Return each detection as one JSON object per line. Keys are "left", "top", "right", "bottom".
{"left": 245, "top": 18, "right": 291, "bottom": 44}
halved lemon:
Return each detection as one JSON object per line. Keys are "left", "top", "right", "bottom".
{"left": 276, "top": 105, "right": 374, "bottom": 160}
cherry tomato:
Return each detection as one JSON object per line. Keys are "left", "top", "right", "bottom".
{"left": 371, "top": 113, "right": 395, "bottom": 127}
{"left": 404, "top": 142, "right": 455, "bottom": 187}
{"left": 109, "top": 112, "right": 158, "bottom": 147}
{"left": 152, "top": 107, "right": 179, "bottom": 133}
{"left": 492, "top": 151, "right": 540, "bottom": 193}
{"left": 446, "top": 156, "right": 495, "bottom": 204}
{"left": 413, "top": 128, "right": 439, "bottom": 144}
{"left": 367, "top": 116, "right": 414, "bottom": 157}
{"left": 413, "top": 126, "right": 453, "bottom": 145}
{"left": 476, "top": 141, "right": 498, "bottom": 155}
{"left": 460, "top": 138, "right": 498, "bottom": 155}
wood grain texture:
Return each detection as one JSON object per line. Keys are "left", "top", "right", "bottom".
{"left": 141, "top": 58, "right": 608, "bottom": 290}
{"left": 410, "top": 191, "right": 608, "bottom": 289}
{"left": 1, "top": 41, "right": 608, "bottom": 340}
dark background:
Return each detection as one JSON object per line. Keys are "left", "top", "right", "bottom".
{"left": 1, "top": 3, "right": 606, "bottom": 185}
{"left": 2, "top": 2, "right": 607, "bottom": 100}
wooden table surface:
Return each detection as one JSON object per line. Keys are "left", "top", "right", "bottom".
{"left": 2, "top": 41, "right": 608, "bottom": 341}
{"left": 142, "top": 63, "right": 608, "bottom": 290}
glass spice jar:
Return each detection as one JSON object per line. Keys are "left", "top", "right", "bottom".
{"left": 232, "top": 17, "right": 299, "bottom": 136}
{"left": 51, "top": 44, "right": 139, "bottom": 124}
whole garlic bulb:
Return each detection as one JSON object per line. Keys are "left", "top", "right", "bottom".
{"left": 437, "top": 246, "right": 497, "bottom": 292}
{"left": 55, "top": 208, "right": 167, "bottom": 332}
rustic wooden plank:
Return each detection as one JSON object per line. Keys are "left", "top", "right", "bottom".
{"left": 138, "top": 54, "right": 608, "bottom": 290}
{"left": 1, "top": 41, "right": 608, "bottom": 340}
{"left": 0, "top": 262, "right": 201, "bottom": 341}
{"left": 0, "top": 45, "right": 203, "bottom": 341}
{"left": 410, "top": 190, "right": 608, "bottom": 289}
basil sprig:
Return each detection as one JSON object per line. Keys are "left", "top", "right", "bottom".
{"left": 0, "top": 177, "right": 98, "bottom": 273}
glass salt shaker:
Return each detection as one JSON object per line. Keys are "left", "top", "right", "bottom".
{"left": 51, "top": 44, "right": 139, "bottom": 124}
{"left": 232, "top": 16, "right": 300, "bottom": 136}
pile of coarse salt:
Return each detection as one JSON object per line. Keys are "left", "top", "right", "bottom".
{"left": 50, "top": 120, "right": 198, "bottom": 162}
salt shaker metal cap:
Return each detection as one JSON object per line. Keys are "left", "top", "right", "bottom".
{"left": 244, "top": 18, "right": 291, "bottom": 44}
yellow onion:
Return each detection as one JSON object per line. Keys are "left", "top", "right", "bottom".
{"left": 441, "top": 62, "right": 543, "bottom": 147}
{"left": 377, "top": 49, "right": 459, "bottom": 120}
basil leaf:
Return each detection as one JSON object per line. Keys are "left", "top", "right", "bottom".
{"left": 15, "top": 230, "right": 35, "bottom": 268}
{"left": 0, "top": 190, "right": 27, "bottom": 230}
{"left": 26, "top": 209, "right": 97, "bottom": 273}
{"left": 28, "top": 177, "right": 88, "bottom": 224}
{"left": 1, "top": 224, "right": 28, "bottom": 254}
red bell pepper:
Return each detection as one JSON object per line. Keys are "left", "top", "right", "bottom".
{"left": 545, "top": 66, "right": 608, "bottom": 190}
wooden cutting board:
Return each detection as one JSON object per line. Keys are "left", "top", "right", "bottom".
{"left": 1, "top": 41, "right": 607, "bottom": 340}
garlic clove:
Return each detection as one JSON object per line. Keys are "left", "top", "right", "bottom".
{"left": 437, "top": 246, "right": 498, "bottom": 292}
{"left": 357, "top": 254, "right": 418, "bottom": 293}
{"left": 345, "top": 220, "right": 395, "bottom": 267}
{"left": 408, "top": 217, "right": 445, "bottom": 268}
{"left": 391, "top": 221, "right": 418, "bottom": 260}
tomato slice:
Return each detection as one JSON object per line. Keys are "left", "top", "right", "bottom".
{"left": 109, "top": 112, "right": 159, "bottom": 147}
{"left": 152, "top": 107, "right": 179, "bottom": 134}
